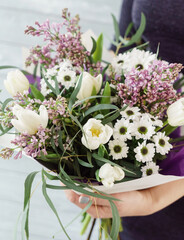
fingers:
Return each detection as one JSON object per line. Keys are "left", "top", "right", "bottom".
{"left": 64, "top": 190, "right": 113, "bottom": 218}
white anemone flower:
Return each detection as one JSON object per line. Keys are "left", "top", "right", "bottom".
{"left": 109, "top": 139, "right": 129, "bottom": 160}
{"left": 120, "top": 106, "right": 141, "bottom": 120}
{"left": 81, "top": 118, "right": 113, "bottom": 150}
{"left": 11, "top": 105, "right": 48, "bottom": 135}
{"left": 131, "top": 118, "right": 155, "bottom": 140}
{"left": 141, "top": 162, "right": 159, "bottom": 177}
{"left": 57, "top": 69, "right": 77, "bottom": 89}
{"left": 152, "top": 132, "right": 173, "bottom": 155}
{"left": 134, "top": 141, "right": 155, "bottom": 163}
{"left": 113, "top": 118, "right": 132, "bottom": 141}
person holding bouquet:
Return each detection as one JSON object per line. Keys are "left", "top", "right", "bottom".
{"left": 65, "top": 1, "right": 184, "bottom": 239}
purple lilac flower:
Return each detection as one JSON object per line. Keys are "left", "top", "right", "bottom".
{"left": 117, "top": 60, "right": 183, "bottom": 118}
{"left": 25, "top": 9, "right": 101, "bottom": 73}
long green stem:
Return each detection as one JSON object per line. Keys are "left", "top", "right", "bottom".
{"left": 87, "top": 219, "right": 96, "bottom": 240}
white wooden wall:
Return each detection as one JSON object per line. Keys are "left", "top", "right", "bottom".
{"left": 0, "top": 1, "right": 122, "bottom": 239}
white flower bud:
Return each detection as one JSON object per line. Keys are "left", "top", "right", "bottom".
{"left": 77, "top": 72, "right": 102, "bottom": 101}
{"left": 167, "top": 98, "right": 184, "bottom": 126}
{"left": 99, "top": 163, "right": 125, "bottom": 188}
{"left": 4, "top": 70, "right": 29, "bottom": 96}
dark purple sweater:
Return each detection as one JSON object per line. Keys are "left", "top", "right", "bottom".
{"left": 115, "top": 1, "right": 184, "bottom": 240}
{"left": 113, "top": 0, "right": 184, "bottom": 65}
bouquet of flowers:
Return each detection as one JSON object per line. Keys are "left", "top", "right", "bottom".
{"left": 0, "top": 9, "right": 184, "bottom": 240}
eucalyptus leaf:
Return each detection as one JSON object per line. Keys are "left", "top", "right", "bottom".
{"left": 2, "top": 98, "right": 13, "bottom": 112}
{"left": 109, "top": 201, "right": 120, "bottom": 240}
{"left": 23, "top": 171, "right": 39, "bottom": 239}
{"left": 122, "top": 13, "right": 146, "bottom": 48}
{"left": 68, "top": 73, "right": 83, "bottom": 111}
{"left": 83, "top": 104, "right": 118, "bottom": 118}
{"left": 42, "top": 170, "right": 71, "bottom": 240}
{"left": 111, "top": 14, "right": 120, "bottom": 43}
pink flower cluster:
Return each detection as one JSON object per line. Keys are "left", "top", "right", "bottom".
{"left": 25, "top": 9, "right": 101, "bottom": 72}
{"left": 43, "top": 96, "right": 68, "bottom": 124}
{"left": 117, "top": 60, "right": 183, "bottom": 118}
{"left": 11, "top": 126, "right": 51, "bottom": 158}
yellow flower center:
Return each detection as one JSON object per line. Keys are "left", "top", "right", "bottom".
{"left": 90, "top": 127, "right": 101, "bottom": 137}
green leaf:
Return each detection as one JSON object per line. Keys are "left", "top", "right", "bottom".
{"left": 30, "top": 84, "right": 44, "bottom": 101}
{"left": 98, "top": 144, "right": 109, "bottom": 159}
{"left": 124, "top": 22, "right": 134, "bottom": 38}
{"left": 33, "top": 64, "right": 38, "bottom": 79}
{"left": 101, "top": 82, "right": 111, "bottom": 105}
{"left": 101, "top": 82, "right": 111, "bottom": 115}
{"left": 46, "top": 184, "right": 69, "bottom": 190}
{"left": 0, "top": 126, "right": 13, "bottom": 136}
{"left": 68, "top": 73, "right": 83, "bottom": 111}
{"left": 83, "top": 104, "right": 118, "bottom": 118}
{"left": 23, "top": 171, "right": 39, "bottom": 239}
{"left": 92, "top": 33, "right": 103, "bottom": 63}
{"left": 42, "top": 170, "right": 71, "bottom": 240}
{"left": 111, "top": 14, "right": 120, "bottom": 43}
{"left": 102, "top": 110, "right": 120, "bottom": 124}
{"left": 0, "top": 65, "right": 18, "bottom": 70}
{"left": 122, "top": 13, "right": 146, "bottom": 48}
{"left": 44, "top": 77, "right": 57, "bottom": 95}
{"left": 92, "top": 153, "right": 135, "bottom": 176}
{"left": 2, "top": 98, "right": 13, "bottom": 112}
{"left": 80, "top": 213, "right": 91, "bottom": 235}
{"left": 78, "top": 158, "right": 94, "bottom": 168}
{"left": 95, "top": 169, "right": 100, "bottom": 182}
{"left": 109, "top": 201, "right": 120, "bottom": 240}
{"left": 54, "top": 76, "right": 60, "bottom": 95}
{"left": 58, "top": 130, "right": 64, "bottom": 152}
{"left": 90, "top": 37, "right": 97, "bottom": 55}
{"left": 65, "top": 201, "right": 92, "bottom": 229}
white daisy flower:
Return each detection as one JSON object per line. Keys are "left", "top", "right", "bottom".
{"left": 40, "top": 78, "right": 55, "bottom": 96}
{"left": 111, "top": 53, "right": 129, "bottom": 75}
{"left": 57, "top": 69, "right": 77, "bottom": 89}
{"left": 131, "top": 118, "right": 155, "bottom": 140}
{"left": 59, "top": 59, "right": 74, "bottom": 71}
{"left": 113, "top": 118, "right": 132, "bottom": 141}
{"left": 141, "top": 113, "right": 163, "bottom": 128}
{"left": 120, "top": 106, "right": 141, "bottom": 120}
{"left": 141, "top": 162, "right": 159, "bottom": 177}
{"left": 134, "top": 141, "right": 155, "bottom": 163}
{"left": 152, "top": 132, "right": 173, "bottom": 155}
{"left": 121, "top": 49, "right": 157, "bottom": 74}
{"left": 109, "top": 139, "right": 129, "bottom": 160}
{"left": 44, "top": 66, "right": 58, "bottom": 79}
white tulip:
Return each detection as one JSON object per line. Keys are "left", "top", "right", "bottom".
{"left": 4, "top": 70, "right": 30, "bottom": 96}
{"left": 167, "top": 98, "right": 184, "bottom": 126}
{"left": 11, "top": 105, "right": 48, "bottom": 134}
{"left": 99, "top": 163, "right": 125, "bottom": 188}
{"left": 77, "top": 72, "right": 102, "bottom": 101}
{"left": 81, "top": 118, "right": 113, "bottom": 150}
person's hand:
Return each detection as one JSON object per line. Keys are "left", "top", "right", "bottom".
{"left": 64, "top": 179, "right": 184, "bottom": 218}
